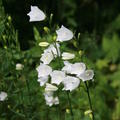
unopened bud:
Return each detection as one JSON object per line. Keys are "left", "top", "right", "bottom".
{"left": 43, "top": 26, "right": 50, "bottom": 33}
{"left": 16, "top": 63, "right": 24, "bottom": 70}
{"left": 39, "top": 42, "right": 49, "bottom": 47}
{"left": 8, "top": 16, "right": 12, "bottom": 22}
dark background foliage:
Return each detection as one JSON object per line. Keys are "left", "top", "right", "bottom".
{"left": 2, "top": 0, "right": 120, "bottom": 49}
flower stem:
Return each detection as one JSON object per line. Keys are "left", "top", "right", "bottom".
{"left": 84, "top": 82, "right": 95, "bottom": 120}
{"left": 53, "top": 42, "right": 62, "bottom": 120}
{"left": 25, "top": 79, "right": 32, "bottom": 106}
{"left": 66, "top": 91, "right": 74, "bottom": 120}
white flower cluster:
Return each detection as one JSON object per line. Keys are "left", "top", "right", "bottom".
{"left": 28, "top": 6, "right": 94, "bottom": 107}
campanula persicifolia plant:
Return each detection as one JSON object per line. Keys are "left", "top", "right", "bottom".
{"left": 27, "top": 5, "right": 95, "bottom": 120}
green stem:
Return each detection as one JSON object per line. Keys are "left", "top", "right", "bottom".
{"left": 46, "top": 106, "right": 49, "bottom": 120}
{"left": 54, "top": 42, "right": 64, "bottom": 120}
{"left": 25, "top": 79, "right": 32, "bottom": 106}
{"left": 25, "top": 79, "right": 33, "bottom": 119}
{"left": 9, "top": 108, "right": 25, "bottom": 118}
{"left": 85, "top": 82, "right": 95, "bottom": 120}
{"left": 57, "top": 91, "right": 62, "bottom": 120}
{"left": 67, "top": 91, "right": 74, "bottom": 120}
{"left": 54, "top": 41, "right": 74, "bottom": 120}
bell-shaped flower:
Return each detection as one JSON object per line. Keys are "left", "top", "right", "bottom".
{"left": 27, "top": 6, "right": 46, "bottom": 22}
{"left": 45, "top": 83, "right": 58, "bottom": 92}
{"left": 44, "top": 43, "right": 60, "bottom": 57}
{"left": 62, "top": 76, "right": 80, "bottom": 91}
{"left": 40, "top": 52, "right": 54, "bottom": 64}
{"left": 37, "top": 76, "right": 48, "bottom": 86}
{"left": 56, "top": 25, "right": 73, "bottom": 42}
{"left": 36, "top": 64, "right": 52, "bottom": 77}
{"left": 44, "top": 94, "right": 54, "bottom": 107}
{"left": 50, "top": 70, "right": 66, "bottom": 85}
{"left": 77, "top": 70, "right": 94, "bottom": 82}
{"left": 70, "top": 62, "right": 86, "bottom": 75}
{"left": 0, "top": 91, "right": 7, "bottom": 101}
{"left": 62, "top": 52, "right": 75, "bottom": 60}
{"left": 62, "top": 61, "right": 86, "bottom": 75}
{"left": 62, "top": 61, "right": 72, "bottom": 74}
{"left": 44, "top": 90, "right": 59, "bottom": 106}
{"left": 44, "top": 92, "right": 59, "bottom": 106}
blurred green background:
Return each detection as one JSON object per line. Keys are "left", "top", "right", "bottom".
{"left": 0, "top": 0, "right": 120, "bottom": 120}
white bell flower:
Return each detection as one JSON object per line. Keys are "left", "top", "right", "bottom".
{"left": 45, "top": 83, "right": 58, "bottom": 92}
{"left": 40, "top": 52, "right": 54, "bottom": 64}
{"left": 50, "top": 70, "right": 66, "bottom": 85}
{"left": 44, "top": 95, "right": 59, "bottom": 106}
{"left": 0, "top": 91, "right": 7, "bottom": 101}
{"left": 70, "top": 62, "right": 86, "bottom": 75}
{"left": 16, "top": 63, "right": 24, "bottom": 70}
{"left": 44, "top": 43, "right": 60, "bottom": 57}
{"left": 62, "top": 76, "right": 80, "bottom": 91}
{"left": 62, "top": 52, "right": 75, "bottom": 60}
{"left": 27, "top": 6, "right": 46, "bottom": 22}
{"left": 78, "top": 70, "right": 94, "bottom": 82}
{"left": 44, "top": 91, "right": 59, "bottom": 106}
{"left": 36, "top": 64, "right": 52, "bottom": 77}
{"left": 56, "top": 25, "right": 73, "bottom": 42}
{"left": 37, "top": 76, "right": 48, "bottom": 86}
{"left": 62, "top": 61, "right": 86, "bottom": 75}
{"left": 45, "top": 95, "right": 54, "bottom": 107}
{"left": 62, "top": 61, "right": 72, "bottom": 74}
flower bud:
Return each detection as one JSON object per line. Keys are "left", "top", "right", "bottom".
{"left": 16, "top": 63, "right": 24, "bottom": 70}
{"left": 66, "top": 109, "right": 70, "bottom": 114}
{"left": 8, "top": 16, "right": 12, "bottom": 22}
{"left": 43, "top": 27, "right": 50, "bottom": 33}
{"left": 39, "top": 42, "right": 49, "bottom": 47}
{"left": 79, "top": 50, "right": 84, "bottom": 57}
{"left": 84, "top": 110, "right": 92, "bottom": 115}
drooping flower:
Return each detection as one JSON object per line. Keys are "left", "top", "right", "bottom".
{"left": 0, "top": 91, "right": 7, "bottom": 101}
{"left": 77, "top": 70, "right": 94, "bottom": 82}
{"left": 39, "top": 42, "right": 49, "bottom": 47}
{"left": 36, "top": 64, "right": 52, "bottom": 77}
{"left": 62, "top": 76, "right": 80, "bottom": 91}
{"left": 70, "top": 62, "right": 86, "bottom": 75}
{"left": 62, "top": 52, "right": 75, "bottom": 60}
{"left": 37, "top": 76, "right": 48, "bottom": 86}
{"left": 45, "top": 83, "right": 58, "bottom": 92}
{"left": 62, "top": 61, "right": 86, "bottom": 75}
{"left": 44, "top": 92, "right": 59, "bottom": 106}
{"left": 40, "top": 52, "right": 54, "bottom": 64}
{"left": 62, "top": 61, "right": 72, "bottom": 74}
{"left": 16, "top": 63, "right": 24, "bottom": 70}
{"left": 45, "top": 96, "right": 54, "bottom": 106}
{"left": 50, "top": 70, "right": 66, "bottom": 85}
{"left": 27, "top": 6, "right": 46, "bottom": 22}
{"left": 44, "top": 92, "right": 54, "bottom": 106}
{"left": 56, "top": 25, "right": 73, "bottom": 42}
{"left": 44, "top": 43, "right": 60, "bottom": 57}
